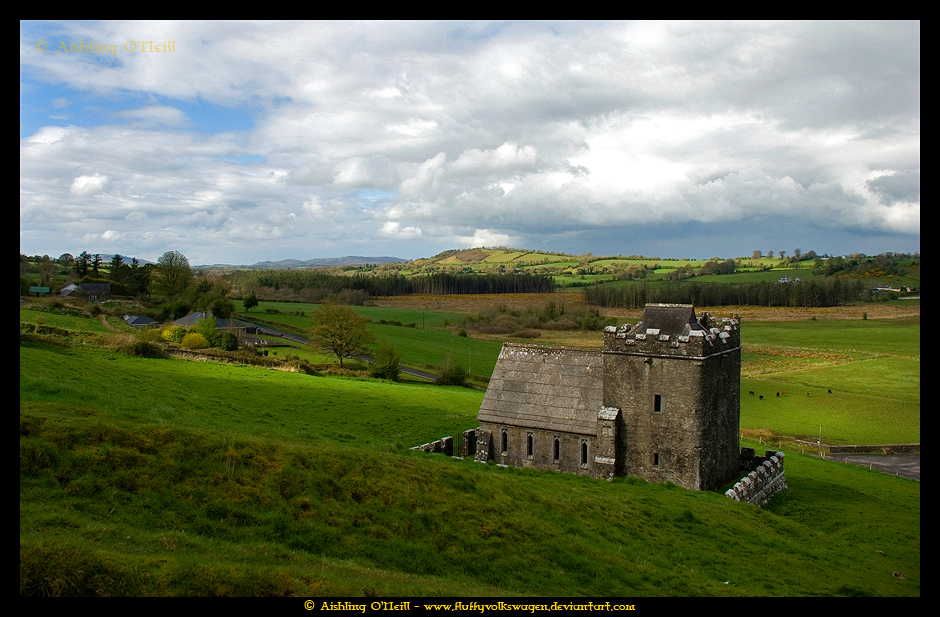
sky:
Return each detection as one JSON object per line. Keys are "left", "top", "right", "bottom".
{"left": 20, "top": 21, "right": 920, "bottom": 265}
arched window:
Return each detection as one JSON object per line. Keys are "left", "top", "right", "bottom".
{"left": 501, "top": 430, "right": 508, "bottom": 455}
{"left": 553, "top": 438, "right": 560, "bottom": 462}
{"left": 581, "top": 441, "right": 588, "bottom": 466}
{"left": 526, "top": 433, "right": 533, "bottom": 458}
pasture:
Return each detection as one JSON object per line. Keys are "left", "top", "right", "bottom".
{"left": 20, "top": 327, "right": 919, "bottom": 596}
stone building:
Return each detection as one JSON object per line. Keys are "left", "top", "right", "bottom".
{"left": 473, "top": 304, "right": 741, "bottom": 491}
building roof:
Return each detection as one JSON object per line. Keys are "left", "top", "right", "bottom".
{"left": 80, "top": 283, "right": 111, "bottom": 292}
{"left": 172, "top": 312, "right": 248, "bottom": 329}
{"left": 478, "top": 344, "right": 604, "bottom": 435}
{"left": 634, "top": 303, "right": 704, "bottom": 336}
{"left": 124, "top": 315, "right": 159, "bottom": 326}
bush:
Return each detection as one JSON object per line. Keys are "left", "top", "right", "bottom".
{"left": 435, "top": 354, "right": 467, "bottom": 386}
{"left": 369, "top": 342, "right": 401, "bottom": 381}
{"left": 180, "top": 332, "right": 210, "bottom": 349}
{"left": 161, "top": 326, "right": 186, "bottom": 343}
{"left": 218, "top": 332, "right": 239, "bottom": 351}
{"left": 119, "top": 341, "right": 168, "bottom": 358}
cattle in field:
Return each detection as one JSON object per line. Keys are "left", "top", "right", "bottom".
{"left": 749, "top": 391, "right": 755, "bottom": 395}
{"left": 759, "top": 395, "right": 764, "bottom": 400}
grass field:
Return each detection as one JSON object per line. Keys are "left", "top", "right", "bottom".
{"left": 20, "top": 331, "right": 919, "bottom": 596}
{"left": 19, "top": 299, "right": 919, "bottom": 596}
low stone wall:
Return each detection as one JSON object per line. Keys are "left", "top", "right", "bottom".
{"left": 725, "top": 450, "right": 787, "bottom": 507}
{"left": 412, "top": 436, "right": 453, "bottom": 456}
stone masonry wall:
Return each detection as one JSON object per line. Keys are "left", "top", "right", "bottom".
{"left": 725, "top": 450, "right": 787, "bottom": 507}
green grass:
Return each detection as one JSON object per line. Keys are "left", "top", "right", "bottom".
{"left": 19, "top": 338, "right": 920, "bottom": 596}
{"left": 739, "top": 318, "right": 920, "bottom": 445}
{"left": 19, "top": 307, "right": 919, "bottom": 596}
{"left": 235, "top": 301, "right": 502, "bottom": 376}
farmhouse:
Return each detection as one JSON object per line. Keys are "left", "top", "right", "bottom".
{"left": 472, "top": 304, "right": 741, "bottom": 491}
{"left": 173, "top": 311, "right": 250, "bottom": 339}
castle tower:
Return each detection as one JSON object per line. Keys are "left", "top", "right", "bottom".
{"left": 602, "top": 304, "right": 741, "bottom": 491}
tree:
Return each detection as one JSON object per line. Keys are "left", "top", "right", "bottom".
{"left": 308, "top": 304, "right": 374, "bottom": 367}
{"left": 152, "top": 251, "right": 193, "bottom": 299}
{"left": 369, "top": 341, "right": 401, "bottom": 381}
{"left": 752, "top": 250, "right": 763, "bottom": 260}
{"left": 243, "top": 293, "right": 259, "bottom": 311}
{"left": 75, "top": 251, "right": 91, "bottom": 277}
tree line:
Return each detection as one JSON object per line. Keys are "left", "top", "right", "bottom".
{"left": 227, "top": 270, "right": 555, "bottom": 298}
{"left": 583, "top": 278, "right": 866, "bottom": 309}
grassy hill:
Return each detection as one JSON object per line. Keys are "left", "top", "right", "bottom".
{"left": 20, "top": 305, "right": 919, "bottom": 596}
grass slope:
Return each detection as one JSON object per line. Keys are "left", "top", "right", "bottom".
{"left": 21, "top": 330, "right": 919, "bottom": 596}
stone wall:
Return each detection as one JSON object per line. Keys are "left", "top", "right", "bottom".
{"left": 725, "top": 449, "right": 787, "bottom": 506}
{"left": 602, "top": 312, "right": 741, "bottom": 491}
{"left": 412, "top": 436, "right": 453, "bottom": 456}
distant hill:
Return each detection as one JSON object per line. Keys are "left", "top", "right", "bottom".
{"left": 247, "top": 256, "right": 410, "bottom": 269}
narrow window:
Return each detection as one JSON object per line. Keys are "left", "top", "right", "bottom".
{"left": 581, "top": 441, "right": 588, "bottom": 466}
{"left": 526, "top": 433, "right": 533, "bottom": 458}
{"left": 654, "top": 453, "right": 660, "bottom": 466}
{"left": 553, "top": 438, "right": 560, "bottom": 462}
{"left": 653, "top": 394, "right": 663, "bottom": 412}
{"left": 501, "top": 430, "right": 508, "bottom": 455}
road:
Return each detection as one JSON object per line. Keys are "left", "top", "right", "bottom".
{"left": 246, "top": 321, "right": 442, "bottom": 382}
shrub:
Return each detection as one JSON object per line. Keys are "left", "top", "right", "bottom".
{"left": 180, "top": 332, "right": 210, "bottom": 349}
{"left": 218, "top": 332, "right": 239, "bottom": 351}
{"left": 119, "top": 341, "right": 168, "bottom": 358}
{"left": 161, "top": 326, "right": 186, "bottom": 343}
{"left": 369, "top": 342, "right": 401, "bottom": 381}
{"left": 435, "top": 354, "right": 467, "bottom": 386}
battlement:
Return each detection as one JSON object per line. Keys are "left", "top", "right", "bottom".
{"left": 603, "top": 313, "right": 740, "bottom": 358}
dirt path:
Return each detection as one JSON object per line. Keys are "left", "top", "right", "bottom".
{"left": 97, "top": 314, "right": 115, "bottom": 331}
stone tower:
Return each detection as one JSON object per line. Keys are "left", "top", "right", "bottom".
{"left": 602, "top": 304, "right": 741, "bottom": 491}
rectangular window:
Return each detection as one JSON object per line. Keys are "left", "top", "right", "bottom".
{"left": 501, "top": 430, "right": 508, "bottom": 455}
{"left": 553, "top": 437, "right": 560, "bottom": 462}
{"left": 653, "top": 394, "right": 663, "bottom": 412}
{"left": 654, "top": 453, "right": 660, "bottom": 466}
{"left": 526, "top": 433, "right": 533, "bottom": 458}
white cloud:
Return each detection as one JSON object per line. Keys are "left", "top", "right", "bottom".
{"left": 19, "top": 21, "right": 919, "bottom": 262}
{"left": 70, "top": 173, "right": 111, "bottom": 197}
{"left": 380, "top": 221, "right": 422, "bottom": 238}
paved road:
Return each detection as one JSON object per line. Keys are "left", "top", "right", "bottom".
{"left": 812, "top": 452, "right": 920, "bottom": 481}
{"left": 246, "top": 321, "right": 442, "bottom": 381}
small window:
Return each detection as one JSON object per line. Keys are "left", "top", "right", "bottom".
{"left": 501, "top": 430, "right": 508, "bottom": 455}
{"left": 526, "top": 433, "right": 533, "bottom": 458}
{"left": 654, "top": 453, "right": 660, "bottom": 466}
{"left": 581, "top": 441, "right": 588, "bottom": 466}
{"left": 553, "top": 438, "right": 560, "bottom": 462}
{"left": 653, "top": 394, "right": 663, "bottom": 413}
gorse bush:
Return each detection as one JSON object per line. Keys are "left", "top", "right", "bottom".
{"left": 162, "top": 326, "right": 185, "bottom": 343}
{"left": 180, "top": 332, "right": 210, "bottom": 349}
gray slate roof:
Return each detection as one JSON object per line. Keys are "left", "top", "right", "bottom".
{"left": 478, "top": 344, "right": 604, "bottom": 435}
{"left": 172, "top": 312, "right": 248, "bottom": 329}
{"left": 634, "top": 303, "right": 704, "bottom": 336}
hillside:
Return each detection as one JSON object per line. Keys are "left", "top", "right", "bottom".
{"left": 19, "top": 312, "right": 920, "bottom": 596}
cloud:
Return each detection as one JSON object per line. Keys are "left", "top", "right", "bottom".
{"left": 70, "top": 173, "right": 111, "bottom": 197}
{"left": 19, "top": 21, "right": 919, "bottom": 263}
{"left": 380, "top": 221, "right": 422, "bottom": 239}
